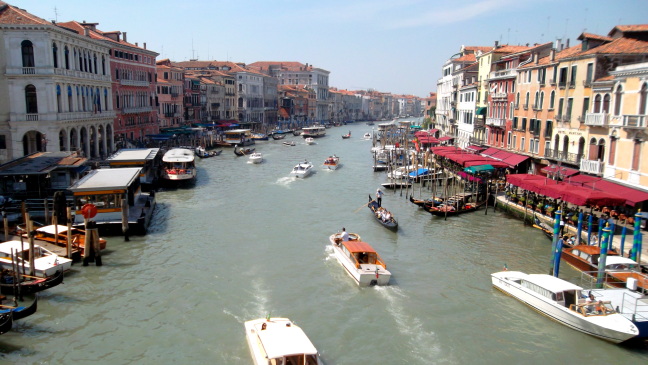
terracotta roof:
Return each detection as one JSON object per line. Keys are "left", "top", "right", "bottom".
{"left": 453, "top": 54, "right": 476, "bottom": 62}
{"left": 594, "top": 75, "right": 614, "bottom": 82}
{"left": 55, "top": 21, "right": 154, "bottom": 53}
{"left": 577, "top": 32, "right": 613, "bottom": 42}
{"left": 519, "top": 45, "right": 582, "bottom": 68}
{"left": 492, "top": 45, "right": 531, "bottom": 54}
{"left": 578, "top": 37, "right": 648, "bottom": 56}
{"left": 0, "top": 2, "right": 51, "bottom": 25}
{"left": 610, "top": 24, "right": 648, "bottom": 34}
{"left": 247, "top": 61, "right": 311, "bottom": 72}
{"left": 464, "top": 46, "right": 493, "bottom": 53}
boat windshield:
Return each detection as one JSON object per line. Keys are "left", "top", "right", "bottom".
{"left": 273, "top": 354, "right": 318, "bottom": 365}
{"left": 571, "top": 301, "right": 616, "bottom": 317}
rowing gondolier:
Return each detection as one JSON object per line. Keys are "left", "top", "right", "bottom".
{"left": 376, "top": 188, "right": 383, "bottom": 207}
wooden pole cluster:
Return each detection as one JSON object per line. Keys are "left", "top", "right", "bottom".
{"left": 83, "top": 220, "right": 102, "bottom": 267}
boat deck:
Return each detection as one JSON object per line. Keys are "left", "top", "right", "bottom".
{"left": 3, "top": 234, "right": 80, "bottom": 259}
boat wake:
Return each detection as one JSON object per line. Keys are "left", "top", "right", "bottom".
{"left": 375, "top": 286, "right": 446, "bottom": 363}
{"left": 225, "top": 277, "right": 271, "bottom": 323}
{"left": 275, "top": 177, "right": 294, "bottom": 187}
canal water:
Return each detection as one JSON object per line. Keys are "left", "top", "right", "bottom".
{"left": 1, "top": 122, "right": 647, "bottom": 364}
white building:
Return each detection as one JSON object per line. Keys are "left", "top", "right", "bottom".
{"left": 0, "top": 2, "right": 115, "bottom": 163}
{"left": 457, "top": 83, "right": 477, "bottom": 148}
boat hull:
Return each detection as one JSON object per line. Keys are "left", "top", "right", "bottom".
{"left": 491, "top": 271, "right": 638, "bottom": 343}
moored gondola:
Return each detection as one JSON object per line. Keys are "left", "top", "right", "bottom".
{"left": 0, "top": 270, "right": 64, "bottom": 296}
{"left": 271, "top": 133, "right": 286, "bottom": 140}
{"left": 0, "top": 295, "right": 38, "bottom": 320}
{"left": 0, "top": 312, "right": 12, "bottom": 335}
{"left": 427, "top": 200, "right": 484, "bottom": 217}
{"left": 409, "top": 195, "right": 443, "bottom": 209}
{"left": 367, "top": 195, "right": 398, "bottom": 230}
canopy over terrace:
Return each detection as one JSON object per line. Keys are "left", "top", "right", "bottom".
{"left": 430, "top": 147, "right": 510, "bottom": 168}
{"left": 481, "top": 147, "right": 530, "bottom": 168}
{"left": 567, "top": 175, "right": 648, "bottom": 207}
{"left": 506, "top": 174, "right": 627, "bottom": 207}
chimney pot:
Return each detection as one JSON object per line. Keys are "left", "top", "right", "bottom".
{"left": 566, "top": 38, "right": 570, "bottom": 48}
{"left": 550, "top": 49, "right": 556, "bottom": 62}
{"left": 494, "top": 40, "right": 499, "bottom": 48}
{"left": 123, "top": 32, "right": 127, "bottom": 42}
{"left": 143, "top": 42, "right": 147, "bottom": 49}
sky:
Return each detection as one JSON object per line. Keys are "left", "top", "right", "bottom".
{"left": 8, "top": 0, "right": 648, "bottom": 97}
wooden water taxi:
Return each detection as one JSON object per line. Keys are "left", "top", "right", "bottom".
{"left": 21, "top": 224, "right": 107, "bottom": 256}
{"left": 329, "top": 232, "right": 391, "bottom": 286}
{"left": 0, "top": 240, "right": 72, "bottom": 277}
{"left": 322, "top": 155, "right": 340, "bottom": 170}
{"left": 244, "top": 317, "right": 322, "bottom": 365}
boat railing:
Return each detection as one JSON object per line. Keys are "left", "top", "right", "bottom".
{"left": 619, "top": 292, "right": 648, "bottom": 322}
{"left": 578, "top": 271, "right": 648, "bottom": 295}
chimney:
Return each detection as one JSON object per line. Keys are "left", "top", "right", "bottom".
{"left": 143, "top": 42, "right": 147, "bottom": 49}
{"left": 123, "top": 32, "right": 127, "bottom": 42}
{"left": 555, "top": 38, "right": 562, "bottom": 50}
{"left": 494, "top": 40, "right": 499, "bottom": 48}
{"left": 550, "top": 48, "right": 556, "bottom": 62}
{"left": 135, "top": 42, "right": 138, "bottom": 47}
{"left": 565, "top": 38, "right": 570, "bottom": 48}
{"left": 84, "top": 28, "right": 89, "bottom": 36}
{"left": 533, "top": 52, "right": 538, "bottom": 64}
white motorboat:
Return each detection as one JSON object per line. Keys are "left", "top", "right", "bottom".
{"left": 322, "top": 155, "right": 340, "bottom": 170}
{"left": 291, "top": 161, "right": 313, "bottom": 178}
{"left": 161, "top": 148, "right": 197, "bottom": 183}
{"left": 363, "top": 132, "right": 372, "bottom": 140}
{"left": 329, "top": 233, "right": 391, "bottom": 286}
{"left": 0, "top": 240, "right": 73, "bottom": 277}
{"left": 387, "top": 164, "right": 423, "bottom": 180}
{"left": 248, "top": 152, "right": 263, "bottom": 164}
{"left": 244, "top": 317, "right": 322, "bottom": 365}
{"left": 305, "top": 137, "right": 315, "bottom": 145}
{"left": 491, "top": 270, "right": 639, "bottom": 343}
{"left": 283, "top": 141, "right": 296, "bottom": 146}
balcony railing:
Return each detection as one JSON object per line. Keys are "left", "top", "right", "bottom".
{"left": 122, "top": 106, "right": 153, "bottom": 114}
{"left": 580, "top": 159, "right": 604, "bottom": 175}
{"left": 10, "top": 110, "right": 116, "bottom": 122}
{"left": 119, "top": 79, "right": 150, "bottom": 87}
{"left": 486, "top": 117, "right": 505, "bottom": 127}
{"left": 544, "top": 148, "right": 582, "bottom": 164}
{"left": 622, "top": 114, "right": 646, "bottom": 129}
{"left": 491, "top": 92, "right": 507, "bottom": 99}
{"left": 489, "top": 69, "right": 516, "bottom": 79}
{"left": 583, "top": 80, "right": 592, "bottom": 88}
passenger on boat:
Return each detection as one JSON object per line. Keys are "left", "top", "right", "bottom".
{"left": 384, "top": 211, "right": 392, "bottom": 222}
{"left": 376, "top": 189, "right": 383, "bottom": 207}
{"left": 341, "top": 228, "right": 349, "bottom": 242}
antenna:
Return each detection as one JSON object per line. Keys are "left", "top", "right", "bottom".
{"left": 507, "top": 28, "right": 510, "bottom": 45}
{"left": 546, "top": 16, "right": 551, "bottom": 43}
{"left": 564, "top": 18, "right": 569, "bottom": 42}
{"left": 191, "top": 38, "right": 195, "bottom": 60}
{"left": 54, "top": 6, "right": 58, "bottom": 22}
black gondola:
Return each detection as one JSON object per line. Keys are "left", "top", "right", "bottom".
{"left": 233, "top": 146, "right": 255, "bottom": 156}
{"left": 367, "top": 195, "right": 398, "bottom": 231}
{"left": 271, "top": 133, "right": 286, "bottom": 140}
{"left": 0, "top": 295, "right": 38, "bottom": 320}
{"left": 0, "top": 313, "right": 12, "bottom": 335}
{"left": 427, "top": 201, "right": 484, "bottom": 217}
{"left": 0, "top": 270, "right": 64, "bottom": 296}
{"left": 409, "top": 195, "right": 443, "bottom": 209}
{"left": 292, "top": 129, "right": 302, "bottom": 136}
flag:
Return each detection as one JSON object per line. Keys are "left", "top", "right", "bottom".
{"left": 503, "top": 263, "right": 508, "bottom": 271}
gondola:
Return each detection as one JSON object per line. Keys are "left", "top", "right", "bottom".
{"left": 271, "top": 133, "right": 286, "bottom": 140}
{"left": 409, "top": 195, "right": 443, "bottom": 209}
{"left": 342, "top": 132, "right": 351, "bottom": 139}
{"left": 0, "top": 295, "right": 38, "bottom": 320}
{"left": 533, "top": 214, "right": 554, "bottom": 240}
{"left": 292, "top": 129, "right": 302, "bottom": 136}
{"left": 427, "top": 200, "right": 484, "bottom": 217}
{"left": 0, "top": 312, "right": 12, "bottom": 335}
{"left": 233, "top": 146, "right": 255, "bottom": 156}
{"left": 367, "top": 195, "right": 398, "bottom": 231}
{"left": 0, "top": 270, "right": 64, "bottom": 296}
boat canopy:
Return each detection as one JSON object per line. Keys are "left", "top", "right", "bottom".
{"left": 36, "top": 225, "right": 75, "bottom": 234}
{"left": 604, "top": 256, "right": 639, "bottom": 266}
{"left": 464, "top": 164, "right": 495, "bottom": 174}
{"left": 526, "top": 274, "right": 583, "bottom": 293}
{"left": 257, "top": 325, "right": 318, "bottom": 358}
{"left": 343, "top": 241, "right": 377, "bottom": 253}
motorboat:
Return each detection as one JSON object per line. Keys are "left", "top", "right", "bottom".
{"left": 305, "top": 137, "right": 315, "bottom": 145}
{"left": 329, "top": 232, "right": 391, "bottom": 286}
{"left": 491, "top": 270, "right": 639, "bottom": 343}
{"left": 290, "top": 161, "right": 313, "bottom": 178}
{"left": 283, "top": 141, "right": 296, "bottom": 147}
{"left": 301, "top": 125, "right": 326, "bottom": 138}
{"left": 244, "top": 317, "right": 322, "bottom": 365}
{"left": 21, "top": 224, "right": 107, "bottom": 256}
{"left": 161, "top": 148, "right": 197, "bottom": 183}
{"left": 387, "top": 164, "right": 423, "bottom": 180}
{"left": 248, "top": 152, "right": 264, "bottom": 164}
{"left": 363, "top": 132, "right": 372, "bottom": 140}
{"left": 195, "top": 146, "right": 221, "bottom": 158}
{"left": 322, "top": 155, "right": 340, "bottom": 170}
{"left": 561, "top": 245, "right": 647, "bottom": 293}
{"left": 0, "top": 240, "right": 73, "bottom": 277}
{"left": 587, "top": 287, "right": 648, "bottom": 339}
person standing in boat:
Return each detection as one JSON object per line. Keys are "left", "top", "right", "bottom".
{"left": 376, "top": 188, "right": 383, "bottom": 207}
{"left": 341, "top": 228, "right": 349, "bottom": 242}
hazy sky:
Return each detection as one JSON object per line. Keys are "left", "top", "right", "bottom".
{"left": 9, "top": 0, "right": 648, "bottom": 97}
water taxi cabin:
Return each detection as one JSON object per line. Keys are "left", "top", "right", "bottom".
{"left": 105, "top": 148, "right": 161, "bottom": 190}
{"left": 224, "top": 129, "right": 254, "bottom": 146}
{"left": 67, "top": 167, "right": 155, "bottom": 235}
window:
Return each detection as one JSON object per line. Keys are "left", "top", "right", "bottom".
{"left": 511, "top": 134, "right": 515, "bottom": 148}
{"left": 539, "top": 92, "right": 544, "bottom": 110}
{"left": 545, "top": 120, "right": 553, "bottom": 138}
{"left": 614, "top": 85, "right": 623, "bottom": 116}
{"left": 52, "top": 43, "right": 58, "bottom": 68}
{"left": 516, "top": 92, "right": 520, "bottom": 106}
{"left": 594, "top": 94, "right": 601, "bottom": 113}
{"left": 25, "top": 85, "right": 38, "bottom": 113}
{"left": 0, "top": 135, "right": 5, "bottom": 150}
{"left": 525, "top": 92, "right": 529, "bottom": 107}
{"left": 558, "top": 98, "right": 564, "bottom": 117}
{"left": 608, "top": 137, "right": 617, "bottom": 165}
{"left": 21, "top": 40, "right": 35, "bottom": 67}
{"left": 549, "top": 91, "right": 555, "bottom": 109}
{"left": 585, "top": 63, "right": 593, "bottom": 85}
{"left": 603, "top": 94, "right": 610, "bottom": 113}
{"left": 582, "top": 97, "right": 590, "bottom": 121}
{"left": 566, "top": 98, "right": 573, "bottom": 119}
{"left": 534, "top": 91, "right": 539, "bottom": 109}
{"left": 521, "top": 118, "right": 527, "bottom": 131}
{"left": 508, "top": 131, "right": 512, "bottom": 146}
{"left": 521, "top": 137, "right": 526, "bottom": 151}
{"left": 64, "top": 46, "right": 70, "bottom": 69}
{"left": 570, "top": 65, "right": 577, "bottom": 85}
{"left": 640, "top": 84, "right": 648, "bottom": 115}
{"left": 631, "top": 140, "right": 641, "bottom": 171}
{"left": 513, "top": 117, "right": 518, "bottom": 129}
{"left": 558, "top": 67, "right": 568, "bottom": 86}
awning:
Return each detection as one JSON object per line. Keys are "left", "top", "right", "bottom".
{"left": 541, "top": 165, "right": 579, "bottom": 177}
{"left": 466, "top": 145, "right": 486, "bottom": 153}
{"left": 438, "top": 136, "right": 454, "bottom": 141}
{"left": 476, "top": 107, "right": 487, "bottom": 115}
{"left": 278, "top": 107, "right": 289, "bottom": 119}
{"left": 566, "top": 177, "right": 648, "bottom": 206}
{"left": 464, "top": 165, "right": 495, "bottom": 174}
{"left": 480, "top": 147, "right": 529, "bottom": 167}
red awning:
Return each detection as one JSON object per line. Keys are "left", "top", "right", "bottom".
{"left": 567, "top": 177, "right": 648, "bottom": 206}
{"left": 480, "top": 148, "right": 529, "bottom": 167}
{"left": 438, "top": 136, "right": 455, "bottom": 141}
{"left": 278, "top": 107, "right": 289, "bottom": 119}
{"left": 466, "top": 145, "right": 486, "bottom": 153}
{"left": 417, "top": 136, "right": 439, "bottom": 144}
{"left": 480, "top": 147, "right": 500, "bottom": 156}
{"left": 541, "top": 165, "right": 579, "bottom": 177}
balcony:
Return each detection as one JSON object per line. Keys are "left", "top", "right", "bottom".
{"left": 119, "top": 79, "right": 150, "bottom": 87}
{"left": 469, "top": 137, "right": 486, "bottom": 145}
{"left": 582, "top": 80, "right": 592, "bottom": 88}
{"left": 580, "top": 159, "right": 604, "bottom": 175}
{"left": 122, "top": 106, "right": 153, "bottom": 114}
{"left": 491, "top": 92, "right": 507, "bottom": 99}
{"left": 523, "top": 104, "right": 528, "bottom": 110}
{"left": 486, "top": 117, "right": 505, "bottom": 127}
{"left": 10, "top": 110, "right": 116, "bottom": 122}
{"left": 489, "top": 69, "right": 516, "bottom": 80}
{"left": 544, "top": 148, "right": 582, "bottom": 164}
{"left": 622, "top": 114, "right": 646, "bottom": 129}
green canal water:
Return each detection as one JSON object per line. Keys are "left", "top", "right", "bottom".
{"left": 1, "top": 122, "right": 647, "bottom": 364}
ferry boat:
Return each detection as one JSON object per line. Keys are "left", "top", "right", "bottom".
{"left": 0, "top": 240, "right": 72, "bottom": 277}
{"left": 161, "top": 148, "right": 197, "bottom": 184}
{"left": 68, "top": 167, "right": 156, "bottom": 235}
{"left": 301, "top": 125, "right": 326, "bottom": 138}
{"left": 328, "top": 232, "right": 391, "bottom": 286}
{"left": 491, "top": 270, "right": 639, "bottom": 343}
{"left": 244, "top": 317, "right": 322, "bottom": 365}
{"left": 224, "top": 129, "right": 254, "bottom": 146}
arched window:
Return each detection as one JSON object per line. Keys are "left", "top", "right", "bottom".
{"left": 594, "top": 94, "right": 602, "bottom": 113}
{"left": 603, "top": 94, "right": 610, "bottom": 113}
{"left": 539, "top": 92, "right": 544, "bottom": 109}
{"left": 25, "top": 85, "right": 38, "bottom": 113}
{"left": 52, "top": 42, "right": 58, "bottom": 68}
{"left": 93, "top": 54, "right": 98, "bottom": 74}
{"left": 525, "top": 92, "right": 529, "bottom": 107}
{"left": 614, "top": 85, "right": 623, "bottom": 116}
{"left": 67, "top": 86, "right": 73, "bottom": 111}
{"left": 64, "top": 46, "right": 70, "bottom": 69}
{"left": 515, "top": 92, "right": 520, "bottom": 106}
{"left": 549, "top": 90, "right": 555, "bottom": 109}
{"left": 21, "top": 40, "right": 35, "bottom": 67}
{"left": 102, "top": 55, "right": 106, "bottom": 75}
{"left": 640, "top": 83, "right": 648, "bottom": 115}
{"left": 534, "top": 91, "right": 539, "bottom": 109}
{"left": 510, "top": 102, "right": 514, "bottom": 118}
